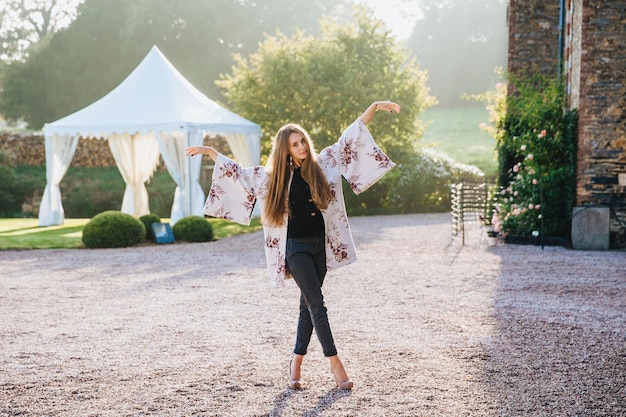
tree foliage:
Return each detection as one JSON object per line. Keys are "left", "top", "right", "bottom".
{"left": 218, "top": 9, "right": 435, "bottom": 163}
{"left": 0, "top": 0, "right": 346, "bottom": 128}
{"left": 0, "top": 0, "right": 82, "bottom": 62}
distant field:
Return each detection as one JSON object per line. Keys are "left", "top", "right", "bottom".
{"left": 421, "top": 106, "right": 497, "bottom": 180}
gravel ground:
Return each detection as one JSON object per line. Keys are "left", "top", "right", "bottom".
{"left": 1, "top": 213, "right": 625, "bottom": 416}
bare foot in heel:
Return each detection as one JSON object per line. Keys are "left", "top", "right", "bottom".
{"left": 289, "top": 355, "right": 303, "bottom": 390}
{"left": 329, "top": 355, "right": 353, "bottom": 390}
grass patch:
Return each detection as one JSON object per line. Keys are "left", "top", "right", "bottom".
{"left": 211, "top": 217, "right": 262, "bottom": 240}
{"left": 0, "top": 217, "right": 262, "bottom": 250}
{"left": 421, "top": 106, "right": 497, "bottom": 180}
{"left": 0, "top": 219, "right": 89, "bottom": 249}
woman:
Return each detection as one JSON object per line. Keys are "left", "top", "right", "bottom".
{"left": 185, "top": 101, "right": 400, "bottom": 390}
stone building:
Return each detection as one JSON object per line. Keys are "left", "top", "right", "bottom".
{"left": 507, "top": 0, "right": 626, "bottom": 249}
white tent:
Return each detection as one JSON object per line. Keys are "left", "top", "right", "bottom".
{"left": 39, "top": 45, "right": 261, "bottom": 226}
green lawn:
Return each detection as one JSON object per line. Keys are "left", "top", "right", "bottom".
{"left": 421, "top": 106, "right": 497, "bottom": 180}
{"left": 0, "top": 218, "right": 262, "bottom": 250}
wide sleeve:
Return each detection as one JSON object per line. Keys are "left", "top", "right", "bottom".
{"left": 203, "top": 154, "right": 264, "bottom": 225}
{"left": 320, "top": 118, "right": 396, "bottom": 194}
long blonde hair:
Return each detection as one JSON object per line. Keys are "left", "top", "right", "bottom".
{"left": 263, "top": 124, "right": 332, "bottom": 227}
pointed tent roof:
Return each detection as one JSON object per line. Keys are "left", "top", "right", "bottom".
{"left": 44, "top": 45, "right": 261, "bottom": 138}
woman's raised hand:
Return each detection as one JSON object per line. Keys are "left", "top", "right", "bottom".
{"left": 185, "top": 145, "right": 218, "bottom": 162}
{"left": 374, "top": 101, "right": 401, "bottom": 114}
{"left": 185, "top": 146, "right": 199, "bottom": 157}
{"left": 359, "top": 101, "right": 401, "bottom": 125}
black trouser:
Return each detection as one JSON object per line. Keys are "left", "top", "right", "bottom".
{"left": 285, "top": 234, "right": 337, "bottom": 357}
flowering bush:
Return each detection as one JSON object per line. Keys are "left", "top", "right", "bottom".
{"left": 497, "top": 147, "right": 543, "bottom": 236}
{"left": 474, "top": 71, "right": 577, "bottom": 239}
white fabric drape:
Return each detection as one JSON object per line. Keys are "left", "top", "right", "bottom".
{"left": 108, "top": 132, "right": 161, "bottom": 218}
{"left": 37, "top": 128, "right": 260, "bottom": 226}
{"left": 223, "top": 133, "right": 261, "bottom": 167}
{"left": 38, "top": 133, "right": 80, "bottom": 226}
{"left": 157, "top": 129, "right": 204, "bottom": 223}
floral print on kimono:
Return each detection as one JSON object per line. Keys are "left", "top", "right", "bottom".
{"left": 203, "top": 118, "right": 395, "bottom": 286}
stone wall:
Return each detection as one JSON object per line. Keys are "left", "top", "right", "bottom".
{"left": 507, "top": 0, "right": 562, "bottom": 76}
{"left": 575, "top": 0, "right": 626, "bottom": 248}
{"left": 0, "top": 132, "right": 231, "bottom": 168}
{"left": 0, "top": 133, "right": 116, "bottom": 167}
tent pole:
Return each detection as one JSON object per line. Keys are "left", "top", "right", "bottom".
{"left": 185, "top": 126, "right": 193, "bottom": 218}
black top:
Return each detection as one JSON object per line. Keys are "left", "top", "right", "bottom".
{"left": 287, "top": 168, "right": 325, "bottom": 238}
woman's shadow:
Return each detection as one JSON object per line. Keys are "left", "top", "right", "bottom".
{"left": 262, "top": 387, "right": 352, "bottom": 417}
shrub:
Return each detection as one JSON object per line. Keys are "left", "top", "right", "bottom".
{"left": 61, "top": 166, "right": 126, "bottom": 217}
{"left": 82, "top": 211, "right": 146, "bottom": 248}
{"left": 0, "top": 151, "right": 39, "bottom": 217}
{"left": 11, "top": 165, "right": 179, "bottom": 218}
{"left": 0, "top": 151, "right": 22, "bottom": 217}
{"left": 172, "top": 215, "right": 214, "bottom": 242}
{"left": 343, "top": 147, "right": 484, "bottom": 215}
{"left": 389, "top": 148, "right": 484, "bottom": 213}
{"left": 56, "top": 166, "right": 177, "bottom": 218}
{"left": 139, "top": 213, "right": 161, "bottom": 241}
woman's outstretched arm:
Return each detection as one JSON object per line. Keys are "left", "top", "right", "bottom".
{"left": 185, "top": 145, "right": 218, "bottom": 161}
{"left": 359, "top": 101, "right": 401, "bottom": 126}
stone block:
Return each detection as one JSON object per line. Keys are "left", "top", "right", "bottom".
{"left": 571, "top": 206, "right": 610, "bottom": 250}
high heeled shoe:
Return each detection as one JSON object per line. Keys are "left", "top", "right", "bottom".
{"left": 330, "top": 366, "right": 353, "bottom": 390}
{"left": 289, "top": 359, "right": 302, "bottom": 390}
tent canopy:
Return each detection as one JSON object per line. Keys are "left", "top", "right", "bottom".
{"left": 39, "top": 45, "right": 261, "bottom": 226}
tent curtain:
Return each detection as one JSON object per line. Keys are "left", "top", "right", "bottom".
{"left": 108, "top": 132, "right": 161, "bottom": 218}
{"left": 156, "top": 131, "right": 185, "bottom": 223}
{"left": 222, "top": 132, "right": 261, "bottom": 167}
{"left": 38, "top": 133, "right": 80, "bottom": 226}
{"left": 157, "top": 129, "right": 204, "bottom": 224}
{"left": 185, "top": 128, "right": 205, "bottom": 220}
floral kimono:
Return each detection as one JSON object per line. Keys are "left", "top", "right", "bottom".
{"left": 203, "top": 118, "right": 395, "bottom": 286}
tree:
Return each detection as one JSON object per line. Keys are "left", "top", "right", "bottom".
{"left": 0, "top": 0, "right": 347, "bottom": 128}
{"left": 0, "top": 0, "right": 82, "bottom": 62}
{"left": 0, "top": 0, "right": 132, "bottom": 127}
{"left": 218, "top": 10, "right": 436, "bottom": 211}
{"left": 118, "top": 0, "right": 348, "bottom": 99}
{"left": 218, "top": 9, "right": 434, "bottom": 163}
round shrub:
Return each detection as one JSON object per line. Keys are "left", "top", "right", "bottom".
{"left": 82, "top": 211, "right": 146, "bottom": 248}
{"left": 139, "top": 213, "right": 161, "bottom": 241}
{"left": 172, "top": 215, "right": 214, "bottom": 242}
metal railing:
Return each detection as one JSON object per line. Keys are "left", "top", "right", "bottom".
{"left": 450, "top": 182, "right": 489, "bottom": 245}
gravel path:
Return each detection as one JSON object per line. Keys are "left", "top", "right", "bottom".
{"left": 1, "top": 213, "right": 625, "bottom": 416}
